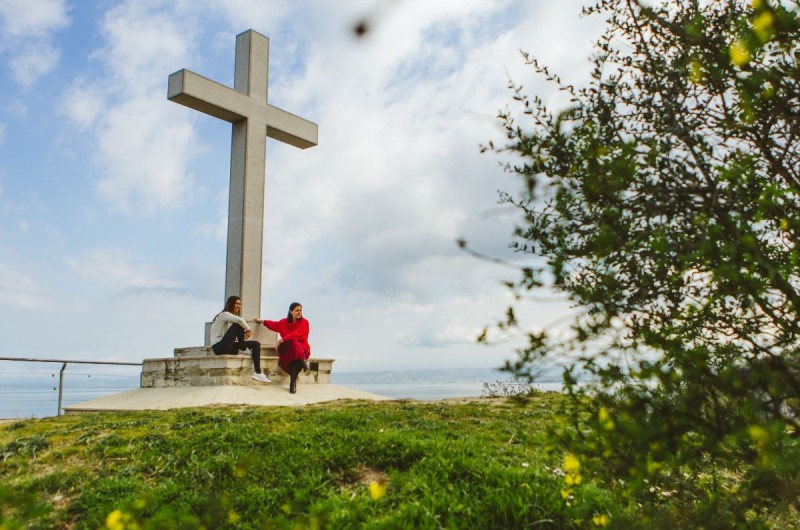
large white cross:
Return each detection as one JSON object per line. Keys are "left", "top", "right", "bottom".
{"left": 167, "top": 30, "right": 318, "bottom": 319}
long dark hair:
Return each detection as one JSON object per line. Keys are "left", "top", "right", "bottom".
{"left": 213, "top": 295, "right": 241, "bottom": 322}
{"left": 287, "top": 302, "right": 302, "bottom": 322}
{"left": 224, "top": 296, "right": 241, "bottom": 313}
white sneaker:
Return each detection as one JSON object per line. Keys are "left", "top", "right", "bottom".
{"left": 238, "top": 348, "right": 251, "bottom": 356}
{"left": 251, "top": 372, "right": 271, "bottom": 383}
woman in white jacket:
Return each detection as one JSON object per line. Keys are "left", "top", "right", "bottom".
{"left": 210, "top": 295, "right": 271, "bottom": 383}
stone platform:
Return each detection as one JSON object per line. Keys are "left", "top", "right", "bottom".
{"left": 63, "top": 384, "right": 390, "bottom": 413}
{"left": 142, "top": 346, "right": 333, "bottom": 387}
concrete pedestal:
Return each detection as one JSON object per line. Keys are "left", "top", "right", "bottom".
{"left": 140, "top": 321, "right": 333, "bottom": 387}
{"left": 141, "top": 351, "right": 333, "bottom": 387}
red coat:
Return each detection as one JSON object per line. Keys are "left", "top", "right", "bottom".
{"left": 263, "top": 318, "right": 311, "bottom": 354}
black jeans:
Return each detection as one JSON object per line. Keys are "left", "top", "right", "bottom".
{"left": 212, "top": 323, "right": 262, "bottom": 374}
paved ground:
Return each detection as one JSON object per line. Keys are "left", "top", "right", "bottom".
{"left": 63, "top": 384, "right": 390, "bottom": 413}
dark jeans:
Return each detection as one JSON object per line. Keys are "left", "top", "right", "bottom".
{"left": 212, "top": 323, "right": 262, "bottom": 374}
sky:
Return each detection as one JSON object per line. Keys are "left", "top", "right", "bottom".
{"left": 0, "top": 0, "right": 604, "bottom": 373}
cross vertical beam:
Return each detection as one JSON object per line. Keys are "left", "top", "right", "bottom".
{"left": 227, "top": 31, "right": 268, "bottom": 320}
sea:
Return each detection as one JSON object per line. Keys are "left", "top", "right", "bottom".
{"left": 0, "top": 362, "right": 565, "bottom": 419}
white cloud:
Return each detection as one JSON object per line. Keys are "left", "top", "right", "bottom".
{"left": 97, "top": 2, "right": 198, "bottom": 93}
{"left": 61, "top": 79, "right": 105, "bottom": 128}
{"left": 196, "top": 0, "right": 293, "bottom": 36}
{"left": 250, "top": 3, "right": 527, "bottom": 296}
{"left": 0, "top": 0, "right": 69, "bottom": 85}
{"left": 395, "top": 321, "right": 484, "bottom": 348}
{"left": 65, "top": 249, "right": 180, "bottom": 293}
{"left": 59, "top": 1, "right": 202, "bottom": 213}
{"left": 95, "top": 96, "right": 197, "bottom": 212}
{"left": 0, "top": 0, "right": 69, "bottom": 38}
{"left": 9, "top": 42, "right": 60, "bottom": 86}
{"left": 0, "top": 262, "right": 49, "bottom": 309}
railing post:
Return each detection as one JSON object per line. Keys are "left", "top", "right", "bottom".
{"left": 57, "top": 362, "right": 68, "bottom": 416}
{"left": 0, "top": 357, "right": 142, "bottom": 417}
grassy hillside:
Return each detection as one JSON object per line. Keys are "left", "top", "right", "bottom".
{"left": 1, "top": 393, "right": 797, "bottom": 529}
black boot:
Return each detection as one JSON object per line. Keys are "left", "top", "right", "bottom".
{"left": 289, "top": 364, "right": 299, "bottom": 394}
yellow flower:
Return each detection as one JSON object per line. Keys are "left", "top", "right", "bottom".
{"left": 730, "top": 40, "right": 751, "bottom": 67}
{"left": 751, "top": 0, "right": 765, "bottom": 8}
{"left": 369, "top": 481, "right": 387, "bottom": 500}
{"left": 780, "top": 218, "right": 789, "bottom": 231}
{"left": 105, "top": 509, "right": 139, "bottom": 530}
{"left": 563, "top": 454, "right": 581, "bottom": 474}
{"left": 227, "top": 510, "right": 240, "bottom": 524}
{"left": 106, "top": 510, "right": 124, "bottom": 530}
{"left": 598, "top": 407, "right": 609, "bottom": 422}
{"left": 593, "top": 513, "right": 611, "bottom": 526}
{"left": 565, "top": 473, "right": 582, "bottom": 485}
{"left": 563, "top": 453, "right": 583, "bottom": 488}
{"left": 560, "top": 488, "right": 571, "bottom": 499}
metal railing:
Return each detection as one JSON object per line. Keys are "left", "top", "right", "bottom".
{"left": 0, "top": 357, "right": 142, "bottom": 416}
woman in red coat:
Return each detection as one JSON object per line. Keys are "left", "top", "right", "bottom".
{"left": 255, "top": 302, "right": 310, "bottom": 394}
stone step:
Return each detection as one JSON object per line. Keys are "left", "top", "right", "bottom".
{"left": 174, "top": 345, "right": 278, "bottom": 357}
{"left": 141, "top": 355, "right": 333, "bottom": 388}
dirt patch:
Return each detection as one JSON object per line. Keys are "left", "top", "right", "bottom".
{"left": 334, "top": 465, "right": 390, "bottom": 490}
{"left": 356, "top": 465, "right": 389, "bottom": 485}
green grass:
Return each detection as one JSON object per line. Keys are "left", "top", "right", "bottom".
{"left": 0, "top": 393, "right": 797, "bottom": 529}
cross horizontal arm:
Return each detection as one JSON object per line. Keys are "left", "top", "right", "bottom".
{"left": 265, "top": 105, "right": 318, "bottom": 149}
{"left": 167, "top": 69, "right": 318, "bottom": 150}
{"left": 168, "top": 69, "right": 251, "bottom": 123}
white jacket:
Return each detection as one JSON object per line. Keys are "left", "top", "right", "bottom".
{"left": 210, "top": 311, "right": 251, "bottom": 344}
